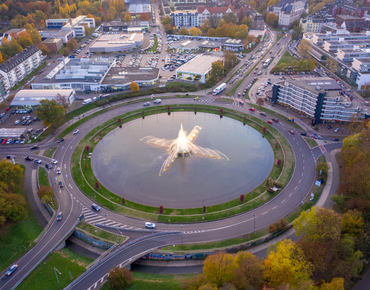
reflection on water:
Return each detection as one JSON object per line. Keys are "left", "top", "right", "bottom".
{"left": 91, "top": 112, "right": 274, "bottom": 208}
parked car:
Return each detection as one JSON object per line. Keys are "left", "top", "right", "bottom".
{"left": 334, "top": 128, "right": 339, "bottom": 133}
{"left": 57, "top": 138, "right": 65, "bottom": 143}
{"left": 143, "top": 102, "right": 150, "bottom": 106}
{"left": 14, "top": 120, "right": 20, "bottom": 125}
{"left": 300, "top": 132, "right": 307, "bottom": 136}
{"left": 51, "top": 159, "right": 58, "bottom": 165}
{"left": 45, "top": 164, "right": 52, "bottom": 169}
{"left": 145, "top": 222, "right": 156, "bottom": 229}
{"left": 91, "top": 204, "right": 100, "bottom": 211}
{"left": 327, "top": 125, "right": 332, "bottom": 129}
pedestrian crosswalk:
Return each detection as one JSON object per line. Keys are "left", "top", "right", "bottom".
{"left": 193, "top": 98, "right": 214, "bottom": 103}
{"left": 226, "top": 102, "right": 244, "bottom": 109}
{"left": 80, "top": 206, "right": 140, "bottom": 230}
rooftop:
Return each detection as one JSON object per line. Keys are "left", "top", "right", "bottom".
{"left": 284, "top": 77, "right": 342, "bottom": 94}
{"left": 354, "top": 57, "right": 370, "bottom": 63}
{"left": 101, "top": 67, "right": 159, "bottom": 85}
{"left": 42, "top": 38, "right": 63, "bottom": 44}
{"left": 6, "top": 28, "right": 25, "bottom": 35}
{"left": 176, "top": 54, "right": 223, "bottom": 75}
{"left": 12, "top": 89, "right": 74, "bottom": 106}
{"left": 198, "top": 5, "right": 236, "bottom": 14}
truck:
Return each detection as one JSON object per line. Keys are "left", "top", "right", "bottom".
{"left": 82, "top": 98, "right": 92, "bottom": 105}
{"left": 213, "top": 83, "right": 227, "bottom": 95}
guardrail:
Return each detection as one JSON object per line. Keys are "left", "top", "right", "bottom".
{"left": 11, "top": 221, "right": 79, "bottom": 290}
{"left": 63, "top": 231, "right": 180, "bottom": 290}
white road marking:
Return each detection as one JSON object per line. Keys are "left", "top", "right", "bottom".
{"left": 289, "top": 192, "right": 292, "bottom": 197}
{"left": 299, "top": 179, "right": 301, "bottom": 183}
{"left": 65, "top": 174, "right": 68, "bottom": 179}
{"left": 272, "top": 206, "right": 277, "bottom": 209}
{"left": 262, "top": 211, "right": 268, "bottom": 215}
{"left": 294, "top": 186, "right": 297, "bottom": 190}
{"left": 281, "top": 199, "right": 286, "bottom": 203}
{"left": 61, "top": 146, "right": 64, "bottom": 150}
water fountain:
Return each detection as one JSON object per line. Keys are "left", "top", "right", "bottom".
{"left": 141, "top": 124, "right": 229, "bottom": 176}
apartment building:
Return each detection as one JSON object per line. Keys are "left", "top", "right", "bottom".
{"left": 278, "top": 1, "right": 306, "bottom": 27}
{"left": 170, "top": 10, "right": 198, "bottom": 27}
{"left": 300, "top": 17, "right": 337, "bottom": 33}
{"left": 0, "top": 46, "right": 43, "bottom": 90}
{"left": 197, "top": 6, "right": 237, "bottom": 26}
{"left": 271, "top": 77, "right": 364, "bottom": 123}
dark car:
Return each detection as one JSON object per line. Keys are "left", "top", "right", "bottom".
{"left": 332, "top": 138, "right": 340, "bottom": 141}
{"left": 58, "top": 181, "right": 63, "bottom": 188}
{"left": 272, "top": 118, "right": 279, "bottom": 122}
{"left": 31, "top": 145, "right": 39, "bottom": 150}
{"left": 22, "top": 120, "right": 26, "bottom": 125}
{"left": 300, "top": 132, "right": 307, "bottom": 136}
{"left": 91, "top": 204, "right": 100, "bottom": 211}
{"left": 6, "top": 155, "right": 15, "bottom": 159}
{"left": 45, "top": 164, "right": 52, "bottom": 169}
{"left": 57, "top": 138, "right": 65, "bottom": 143}
{"left": 25, "top": 156, "right": 33, "bottom": 161}
{"left": 327, "top": 125, "right": 332, "bottom": 129}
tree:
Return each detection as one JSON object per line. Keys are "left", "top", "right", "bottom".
{"left": 107, "top": 266, "right": 133, "bottom": 290}
{"left": 179, "top": 27, "right": 188, "bottom": 35}
{"left": 206, "top": 28, "right": 216, "bottom": 37}
{"left": 317, "top": 278, "right": 344, "bottom": 290}
{"left": 232, "top": 252, "right": 264, "bottom": 290}
{"left": 41, "top": 194, "right": 53, "bottom": 204}
{"left": 266, "top": 13, "right": 278, "bottom": 27}
{"left": 211, "top": 60, "right": 223, "bottom": 81}
{"left": 0, "top": 52, "right": 4, "bottom": 64}
{"left": 0, "top": 193, "right": 26, "bottom": 222}
{"left": 203, "top": 252, "right": 236, "bottom": 287}
{"left": 250, "top": 0, "right": 257, "bottom": 8}
{"left": 189, "top": 27, "right": 202, "bottom": 36}
{"left": 130, "top": 81, "right": 139, "bottom": 92}
{"left": 218, "top": 19, "right": 225, "bottom": 27}
{"left": 224, "top": 51, "right": 237, "bottom": 69}
{"left": 264, "top": 239, "right": 313, "bottom": 288}
{"left": 162, "top": 16, "right": 172, "bottom": 26}
{"left": 54, "top": 93, "right": 69, "bottom": 109}
{"left": 316, "top": 161, "right": 328, "bottom": 178}
{"left": 124, "top": 13, "right": 131, "bottom": 22}
{"left": 0, "top": 160, "right": 24, "bottom": 194}
{"left": 224, "top": 12, "right": 237, "bottom": 24}
{"left": 241, "top": 17, "right": 252, "bottom": 29}
{"left": 66, "top": 37, "right": 77, "bottom": 51}
{"left": 37, "top": 43, "right": 50, "bottom": 54}
{"left": 342, "top": 210, "right": 364, "bottom": 236}
{"left": 292, "top": 24, "right": 303, "bottom": 40}
{"left": 63, "top": 47, "right": 71, "bottom": 56}
{"left": 139, "top": 13, "right": 149, "bottom": 21}
{"left": 201, "top": 19, "right": 210, "bottom": 33}
{"left": 259, "top": 2, "right": 267, "bottom": 13}
{"left": 256, "top": 98, "right": 264, "bottom": 107}
{"left": 164, "top": 24, "right": 173, "bottom": 34}
{"left": 297, "top": 39, "right": 312, "bottom": 60}
{"left": 37, "top": 186, "right": 54, "bottom": 199}
{"left": 36, "top": 99, "right": 66, "bottom": 129}
{"left": 326, "top": 57, "right": 338, "bottom": 73}
{"left": 17, "top": 31, "right": 33, "bottom": 48}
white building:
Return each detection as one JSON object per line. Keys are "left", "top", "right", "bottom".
{"left": 46, "top": 16, "right": 95, "bottom": 38}
{"left": 277, "top": 1, "right": 306, "bottom": 27}
{"left": 271, "top": 77, "right": 364, "bottom": 123}
{"left": 0, "top": 46, "right": 43, "bottom": 90}
{"left": 197, "top": 6, "right": 237, "bottom": 26}
{"left": 170, "top": 10, "right": 198, "bottom": 28}
{"left": 11, "top": 89, "right": 76, "bottom": 107}
{"left": 300, "top": 18, "right": 337, "bottom": 33}
{"left": 312, "top": 31, "right": 370, "bottom": 46}
{"left": 352, "top": 58, "right": 370, "bottom": 91}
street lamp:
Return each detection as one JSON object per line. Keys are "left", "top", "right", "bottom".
{"left": 252, "top": 214, "right": 256, "bottom": 232}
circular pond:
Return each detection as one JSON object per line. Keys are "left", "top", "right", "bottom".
{"left": 91, "top": 112, "right": 274, "bottom": 208}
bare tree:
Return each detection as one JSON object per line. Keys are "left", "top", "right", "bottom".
{"left": 54, "top": 94, "right": 69, "bottom": 110}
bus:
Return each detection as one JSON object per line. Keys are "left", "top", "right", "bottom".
{"left": 213, "top": 83, "right": 226, "bottom": 95}
{"left": 263, "top": 58, "right": 271, "bottom": 68}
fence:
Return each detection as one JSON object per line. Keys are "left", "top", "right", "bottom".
{"left": 73, "top": 229, "right": 113, "bottom": 250}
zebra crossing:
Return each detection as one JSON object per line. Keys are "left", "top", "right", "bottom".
{"left": 193, "top": 98, "right": 215, "bottom": 103}
{"left": 80, "top": 206, "right": 139, "bottom": 230}
{"left": 226, "top": 102, "right": 244, "bottom": 109}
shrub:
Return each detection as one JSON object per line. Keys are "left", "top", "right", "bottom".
{"left": 277, "top": 218, "right": 288, "bottom": 230}
{"left": 84, "top": 164, "right": 88, "bottom": 170}
{"left": 118, "top": 118, "right": 122, "bottom": 124}
{"left": 220, "top": 108, "right": 224, "bottom": 115}
{"left": 37, "top": 186, "right": 54, "bottom": 199}
{"left": 85, "top": 145, "right": 90, "bottom": 152}
{"left": 277, "top": 159, "right": 282, "bottom": 166}
{"left": 119, "top": 125, "right": 122, "bottom": 128}
{"left": 263, "top": 127, "right": 267, "bottom": 133}
{"left": 273, "top": 181, "right": 282, "bottom": 188}
{"left": 167, "top": 106, "right": 171, "bottom": 112}
{"left": 121, "top": 197, "right": 125, "bottom": 204}
{"left": 159, "top": 205, "right": 164, "bottom": 214}
{"left": 274, "top": 142, "right": 279, "bottom": 148}
{"left": 194, "top": 106, "right": 197, "bottom": 111}
{"left": 95, "top": 181, "right": 100, "bottom": 189}
{"left": 202, "top": 205, "right": 207, "bottom": 213}
{"left": 267, "top": 188, "right": 275, "bottom": 194}
{"left": 239, "top": 194, "right": 245, "bottom": 202}
{"left": 108, "top": 267, "right": 133, "bottom": 290}
{"left": 269, "top": 224, "right": 277, "bottom": 233}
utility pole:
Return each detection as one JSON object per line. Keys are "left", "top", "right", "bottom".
{"left": 54, "top": 267, "right": 61, "bottom": 284}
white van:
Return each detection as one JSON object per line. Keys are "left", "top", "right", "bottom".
{"left": 154, "top": 99, "right": 161, "bottom": 104}
{"left": 82, "top": 98, "right": 92, "bottom": 105}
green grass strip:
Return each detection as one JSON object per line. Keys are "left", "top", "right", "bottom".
{"left": 38, "top": 167, "right": 50, "bottom": 187}
{"left": 43, "top": 147, "right": 57, "bottom": 158}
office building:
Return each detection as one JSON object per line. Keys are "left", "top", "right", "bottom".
{"left": 170, "top": 10, "right": 198, "bottom": 28}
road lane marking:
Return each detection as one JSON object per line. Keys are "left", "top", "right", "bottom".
{"left": 281, "top": 199, "right": 286, "bottom": 203}
{"left": 289, "top": 192, "right": 292, "bottom": 197}
{"left": 272, "top": 206, "right": 277, "bottom": 209}
{"left": 299, "top": 179, "right": 301, "bottom": 183}
{"left": 61, "top": 146, "right": 64, "bottom": 149}
{"left": 262, "top": 211, "right": 268, "bottom": 215}
{"left": 294, "top": 186, "right": 297, "bottom": 190}
{"left": 70, "top": 146, "right": 73, "bottom": 150}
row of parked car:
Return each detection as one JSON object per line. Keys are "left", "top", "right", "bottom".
{"left": 239, "top": 77, "right": 258, "bottom": 98}
{"left": 163, "top": 53, "right": 195, "bottom": 72}
{"left": 127, "top": 53, "right": 143, "bottom": 68}
{"left": 1, "top": 138, "right": 25, "bottom": 144}
{"left": 145, "top": 55, "right": 159, "bottom": 68}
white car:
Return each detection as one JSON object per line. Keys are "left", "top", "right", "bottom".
{"left": 145, "top": 222, "right": 156, "bottom": 229}
{"left": 334, "top": 128, "right": 339, "bottom": 133}
{"left": 153, "top": 99, "right": 161, "bottom": 104}
{"left": 73, "top": 129, "right": 79, "bottom": 135}
{"left": 51, "top": 159, "right": 58, "bottom": 165}
{"left": 56, "top": 167, "right": 61, "bottom": 175}
{"left": 15, "top": 120, "right": 20, "bottom": 125}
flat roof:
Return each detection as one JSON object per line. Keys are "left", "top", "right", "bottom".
{"left": 90, "top": 33, "right": 143, "bottom": 49}
{"left": 176, "top": 54, "right": 223, "bottom": 75}
{"left": 101, "top": 67, "right": 159, "bottom": 85}
{"left": 12, "top": 89, "right": 74, "bottom": 106}
{"left": 284, "top": 77, "right": 342, "bottom": 94}
{"left": 0, "top": 128, "right": 26, "bottom": 138}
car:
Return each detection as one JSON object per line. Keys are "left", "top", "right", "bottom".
{"left": 332, "top": 138, "right": 339, "bottom": 141}
{"left": 327, "top": 125, "right": 332, "bottom": 129}
{"left": 194, "top": 97, "right": 199, "bottom": 100}
{"left": 15, "top": 120, "right": 20, "bottom": 125}
{"left": 153, "top": 99, "right": 161, "bottom": 104}
{"left": 57, "top": 167, "right": 61, "bottom": 175}
{"left": 51, "top": 159, "right": 58, "bottom": 165}
{"left": 34, "top": 159, "right": 42, "bottom": 164}
{"left": 6, "top": 265, "right": 18, "bottom": 276}
{"left": 57, "top": 212, "right": 62, "bottom": 221}
{"left": 143, "top": 102, "right": 150, "bottom": 106}
{"left": 91, "top": 204, "right": 100, "bottom": 211}
{"left": 45, "top": 163, "right": 52, "bottom": 169}
{"left": 25, "top": 156, "right": 33, "bottom": 161}
{"left": 31, "top": 145, "right": 39, "bottom": 150}
{"left": 57, "top": 138, "right": 65, "bottom": 143}
{"left": 300, "top": 132, "right": 307, "bottom": 136}
{"left": 334, "top": 128, "right": 339, "bottom": 133}
{"left": 6, "top": 139, "right": 12, "bottom": 145}
{"left": 6, "top": 155, "right": 15, "bottom": 159}
{"left": 239, "top": 101, "right": 244, "bottom": 105}
{"left": 267, "top": 120, "right": 273, "bottom": 124}
{"left": 2, "top": 138, "right": 8, "bottom": 144}
{"left": 272, "top": 118, "right": 279, "bottom": 122}
{"left": 22, "top": 120, "right": 26, "bottom": 125}
{"left": 20, "top": 139, "right": 25, "bottom": 144}
{"left": 249, "top": 107, "right": 255, "bottom": 112}
{"left": 260, "top": 112, "right": 266, "bottom": 116}
{"left": 73, "top": 129, "right": 79, "bottom": 135}
{"left": 58, "top": 181, "right": 63, "bottom": 188}
{"left": 289, "top": 130, "right": 295, "bottom": 134}
{"left": 145, "top": 222, "right": 156, "bottom": 229}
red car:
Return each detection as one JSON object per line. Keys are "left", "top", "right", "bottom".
{"left": 289, "top": 130, "right": 295, "bottom": 134}
{"left": 249, "top": 107, "right": 255, "bottom": 112}
{"left": 6, "top": 107, "right": 10, "bottom": 111}
{"left": 267, "top": 120, "right": 273, "bottom": 124}
{"left": 2, "top": 138, "right": 8, "bottom": 144}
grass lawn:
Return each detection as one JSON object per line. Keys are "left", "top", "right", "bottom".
{"left": 43, "top": 147, "right": 57, "bottom": 158}
{"left": 38, "top": 167, "right": 50, "bottom": 187}
{"left": 17, "top": 248, "right": 93, "bottom": 290}
{"left": 276, "top": 51, "right": 298, "bottom": 67}
{"left": 304, "top": 137, "right": 317, "bottom": 148}
{"left": 77, "top": 222, "right": 127, "bottom": 244}
{"left": 148, "top": 35, "right": 158, "bottom": 52}
{"left": 276, "top": 34, "right": 283, "bottom": 42}
{"left": 100, "top": 272, "right": 196, "bottom": 290}
{"left": 0, "top": 165, "right": 43, "bottom": 272}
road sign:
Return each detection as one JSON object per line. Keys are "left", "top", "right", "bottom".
{"left": 315, "top": 180, "right": 321, "bottom": 186}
